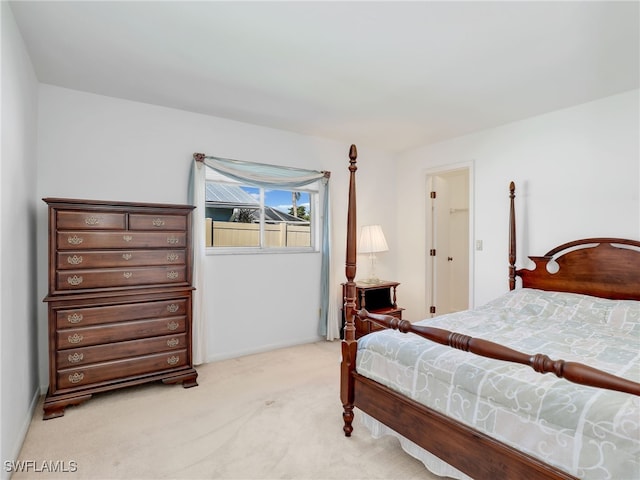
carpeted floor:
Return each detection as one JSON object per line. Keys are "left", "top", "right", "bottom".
{"left": 14, "top": 341, "right": 439, "bottom": 479}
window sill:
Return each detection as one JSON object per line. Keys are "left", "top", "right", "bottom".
{"left": 206, "top": 247, "right": 319, "bottom": 256}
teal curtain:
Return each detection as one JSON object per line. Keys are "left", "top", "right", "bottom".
{"left": 188, "top": 160, "right": 208, "bottom": 364}
{"left": 197, "top": 155, "right": 332, "bottom": 337}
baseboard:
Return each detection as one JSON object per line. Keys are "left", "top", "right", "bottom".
{"left": 203, "top": 336, "right": 325, "bottom": 364}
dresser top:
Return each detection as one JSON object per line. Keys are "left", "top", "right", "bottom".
{"left": 43, "top": 197, "right": 195, "bottom": 211}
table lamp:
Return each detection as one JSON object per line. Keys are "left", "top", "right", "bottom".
{"left": 359, "top": 224, "right": 388, "bottom": 284}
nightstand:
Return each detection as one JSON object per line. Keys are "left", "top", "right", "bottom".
{"left": 342, "top": 281, "right": 404, "bottom": 339}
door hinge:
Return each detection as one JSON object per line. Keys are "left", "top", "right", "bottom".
{"left": 430, "top": 249, "right": 436, "bottom": 256}
{"left": 430, "top": 305, "right": 436, "bottom": 314}
{"left": 430, "top": 191, "right": 437, "bottom": 199}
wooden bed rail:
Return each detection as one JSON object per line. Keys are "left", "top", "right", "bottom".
{"left": 357, "top": 310, "right": 640, "bottom": 396}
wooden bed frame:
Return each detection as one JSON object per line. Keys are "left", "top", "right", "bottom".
{"left": 340, "top": 144, "right": 640, "bottom": 480}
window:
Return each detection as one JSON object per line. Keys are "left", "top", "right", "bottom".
{"left": 204, "top": 168, "right": 319, "bottom": 251}
{"left": 190, "top": 153, "right": 332, "bottom": 337}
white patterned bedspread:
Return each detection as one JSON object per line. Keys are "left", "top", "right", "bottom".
{"left": 356, "top": 289, "right": 640, "bottom": 479}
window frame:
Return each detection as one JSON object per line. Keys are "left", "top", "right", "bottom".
{"left": 204, "top": 173, "right": 320, "bottom": 255}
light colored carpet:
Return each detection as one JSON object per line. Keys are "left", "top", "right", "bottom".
{"left": 15, "top": 341, "right": 440, "bottom": 479}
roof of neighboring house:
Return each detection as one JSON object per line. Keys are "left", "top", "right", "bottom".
{"left": 205, "top": 182, "right": 308, "bottom": 223}
{"left": 205, "top": 182, "right": 257, "bottom": 207}
{"left": 263, "top": 206, "right": 307, "bottom": 224}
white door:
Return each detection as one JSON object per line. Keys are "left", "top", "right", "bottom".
{"left": 427, "top": 168, "right": 470, "bottom": 316}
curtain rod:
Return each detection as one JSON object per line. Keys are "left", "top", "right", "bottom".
{"left": 192, "top": 152, "right": 330, "bottom": 178}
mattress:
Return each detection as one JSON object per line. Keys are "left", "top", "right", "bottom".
{"left": 356, "top": 288, "right": 640, "bottom": 479}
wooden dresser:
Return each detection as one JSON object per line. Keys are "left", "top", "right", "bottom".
{"left": 43, "top": 198, "right": 198, "bottom": 419}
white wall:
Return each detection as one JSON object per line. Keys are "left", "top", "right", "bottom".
{"left": 36, "top": 85, "right": 398, "bottom": 381}
{"left": 1, "top": 3, "right": 40, "bottom": 477}
{"left": 396, "top": 90, "right": 640, "bottom": 320}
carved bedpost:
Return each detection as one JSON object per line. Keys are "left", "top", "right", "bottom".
{"left": 508, "top": 181, "right": 516, "bottom": 290}
{"left": 341, "top": 144, "right": 358, "bottom": 436}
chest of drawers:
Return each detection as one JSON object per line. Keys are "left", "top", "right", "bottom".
{"left": 43, "top": 198, "right": 198, "bottom": 419}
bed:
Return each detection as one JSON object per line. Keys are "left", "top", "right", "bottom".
{"left": 340, "top": 144, "right": 640, "bottom": 480}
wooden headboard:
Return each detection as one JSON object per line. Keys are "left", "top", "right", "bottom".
{"left": 507, "top": 182, "right": 640, "bottom": 300}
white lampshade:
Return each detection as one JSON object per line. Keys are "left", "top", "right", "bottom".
{"left": 359, "top": 225, "right": 388, "bottom": 284}
{"left": 359, "top": 225, "right": 389, "bottom": 254}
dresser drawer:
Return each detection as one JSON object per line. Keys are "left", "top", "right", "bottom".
{"left": 57, "top": 231, "right": 187, "bottom": 249}
{"left": 56, "top": 266, "right": 187, "bottom": 290}
{"left": 58, "top": 316, "right": 186, "bottom": 349}
{"left": 57, "top": 349, "right": 188, "bottom": 389}
{"left": 57, "top": 334, "right": 187, "bottom": 368}
{"left": 129, "top": 214, "right": 187, "bottom": 231}
{"left": 57, "top": 250, "right": 186, "bottom": 269}
{"left": 57, "top": 211, "right": 126, "bottom": 230}
{"left": 56, "top": 299, "right": 188, "bottom": 329}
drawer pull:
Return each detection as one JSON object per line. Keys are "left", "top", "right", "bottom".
{"left": 167, "top": 253, "right": 179, "bottom": 262}
{"left": 68, "top": 333, "right": 84, "bottom": 344}
{"left": 152, "top": 218, "right": 166, "bottom": 227}
{"left": 167, "top": 321, "right": 179, "bottom": 331}
{"left": 67, "top": 255, "right": 83, "bottom": 265}
{"left": 67, "top": 235, "right": 83, "bottom": 245}
{"left": 167, "top": 236, "right": 180, "bottom": 245}
{"left": 123, "top": 235, "right": 133, "bottom": 242}
{"left": 67, "top": 313, "right": 83, "bottom": 324}
{"left": 68, "top": 372, "right": 85, "bottom": 384}
{"left": 122, "top": 253, "right": 133, "bottom": 260}
{"left": 167, "top": 271, "right": 179, "bottom": 280}
{"left": 67, "top": 275, "right": 83, "bottom": 286}
{"left": 167, "top": 355, "right": 180, "bottom": 366}
{"left": 84, "top": 216, "right": 99, "bottom": 225}
{"left": 167, "top": 338, "right": 180, "bottom": 347}
{"left": 166, "top": 304, "right": 179, "bottom": 313}
{"left": 68, "top": 352, "right": 84, "bottom": 364}
{"left": 123, "top": 272, "right": 133, "bottom": 279}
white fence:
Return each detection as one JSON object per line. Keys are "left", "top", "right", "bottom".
{"left": 205, "top": 219, "right": 310, "bottom": 247}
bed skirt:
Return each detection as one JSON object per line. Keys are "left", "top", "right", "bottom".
{"left": 360, "top": 412, "right": 472, "bottom": 480}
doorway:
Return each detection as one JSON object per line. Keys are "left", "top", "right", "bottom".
{"left": 426, "top": 167, "right": 471, "bottom": 316}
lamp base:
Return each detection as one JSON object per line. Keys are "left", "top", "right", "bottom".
{"left": 360, "top": 277, "right": 383, "bottom": 285}
{"left": 361, "top": 254, "right": 383, "bottom": 285}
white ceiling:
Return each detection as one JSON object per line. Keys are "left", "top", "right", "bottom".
{"left": 9, "top": 1, "right": 639, "bottom": 153}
